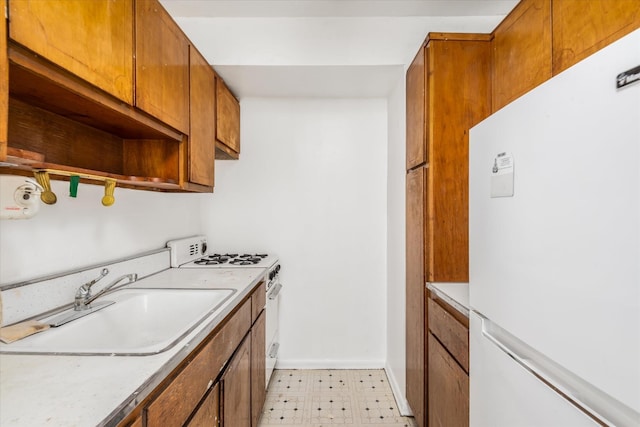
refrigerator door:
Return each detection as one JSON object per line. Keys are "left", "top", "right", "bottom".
{"left": 469, "top": 28, "right": 640, "bottom": 422}
{"left": 470, "top": 313, "right": 599, "bottom": 427}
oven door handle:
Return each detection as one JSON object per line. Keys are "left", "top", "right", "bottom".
{"left": 268, "top": 283, "right": 282, "bottom": 300}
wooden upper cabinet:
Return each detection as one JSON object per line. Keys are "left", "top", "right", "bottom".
{"left": 188, "top": 46, "right": 216, "bottom": 189}
{"left": 135, "top": 0, "right": 189, "bottom": 134}
{"left": 215, "top": 76, "right": 241, "bottom": 159}
{"left": 406, "top": 47, "right": 426, "bottom": 170}
{"left": 426, "top": 35, "right": 491, "bottom": 283}
{"left": 552, "top": 0, "right": 640, "bottom": 74}
{"left": 492, "top": 0, "right": 551, "bottom": 112}
{"left": 8, "top": 0, "right": 134, "bottom": 104}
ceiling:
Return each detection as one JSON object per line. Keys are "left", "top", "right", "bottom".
{"left": 159, "top": 0, "right": 519, "bottom": 98}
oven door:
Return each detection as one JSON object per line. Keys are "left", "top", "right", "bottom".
{"left": 265, "top": 281, "right": 282, "bottom": 386}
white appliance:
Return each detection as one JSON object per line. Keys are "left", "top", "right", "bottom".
{"left": 468, "top": 29, "right": 640, "bottom": 427}
{"left": 166, "top": 236, "right": 282, "bottom": 386}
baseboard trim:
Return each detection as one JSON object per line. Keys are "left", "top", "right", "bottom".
{"left": 385, "top": 362, "right": 413, "bottom": 416}
{"left": 276, "top": 359, "right": 386, "bottom": 370}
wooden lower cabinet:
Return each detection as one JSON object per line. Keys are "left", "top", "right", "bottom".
{"left": 427, "top": 292, "right": 469, "bottom": 427}
{"left": 427, "top": 333, "right": 468, "bottom": 427}
{"left": 187, "top": 383, "right": 220, "bottom": 427}
{"left": 251, "top": 310, "right": 266, "bottom": 427}
{"left": 122, "top": 282, "right": 266, "bottom": 427}
{"left": 221, "top": 333, "right": 252, "bottom": 427}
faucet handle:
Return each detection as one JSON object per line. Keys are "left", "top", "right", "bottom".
{"left": 81, "top": 268, "right": 109, "bottom": 293}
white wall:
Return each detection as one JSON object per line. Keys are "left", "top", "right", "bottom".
{"left": 385, "top": 73, "right": 409, "bottom": 413}
{"left": 202, "top": 98, "right": 388, "bottom": 368}
{"left": 0, "top": 181, "right": 205, "bottom": 284}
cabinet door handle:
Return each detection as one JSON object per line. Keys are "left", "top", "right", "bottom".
{"left": 476, "top": 311, "right": 639, "bottom": 427}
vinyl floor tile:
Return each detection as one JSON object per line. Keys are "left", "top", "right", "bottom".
{"left": 259, "top": 369, "right": 417, "bottom": 427}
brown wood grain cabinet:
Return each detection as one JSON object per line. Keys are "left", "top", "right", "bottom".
{"left": 251, "top": 311, "right": 266, "bottom": 427}
{"left": 406, "top": 47, "right": 426, "bottom": 170}
{"left": 492, "top": 0, "right": 552, "bottom": 112}
{"left": 405, "top": 33, "right": 490, "bottom": 427}
{"left": 8, "top": 0, "right": 134, "bottom": 104}
{"left": 216, "top": 76, "right": 241, "bottom": 159}
{"left": 221, "top": 334, "right": 252, "bottom": 427}
{"left": 427, "top": 293, "right": 469, "bottom": 427}
{"left": 187, "top": 383, "right": 220, "bottom": 427}
{"left": 187, "top": 46, "right": 217, "bottom": 190}
{"left": 135, "top": 0, "right": 190, "bottom": 134}
{"left": 405, "top": 166, "right": 427, "bottom": 427}
{"left": 552, "top": 0, "right": 640, "bottom": 74}
{"left": 2, "top": 0, "right": 222, "bottom": 192}
{"left": 0, "top": 0, "right": 7, "bottom": 160}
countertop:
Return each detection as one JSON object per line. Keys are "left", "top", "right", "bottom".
{"left": 427, "top": 282, "right": 469, "bottom": 318}
{"left": 0, "top": 267, "right": 266, "bottom": 427}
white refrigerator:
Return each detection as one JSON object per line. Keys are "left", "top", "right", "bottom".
{"left": 468, "top": 29, "right": 640, "bottom": 427}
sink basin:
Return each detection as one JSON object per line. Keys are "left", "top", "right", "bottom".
{"left": 0, "top": 288, "right": 235, "bottom": 355}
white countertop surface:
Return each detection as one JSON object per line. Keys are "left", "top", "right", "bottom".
{"left": 428, "top": 282, "right": 469, "bottom": 317}
{"left": 0, "top": 267, "right": 266, "bottom": 427}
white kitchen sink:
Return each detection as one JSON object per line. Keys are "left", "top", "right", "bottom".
{"left": 0, "top": 288, "right": 235, "bottom": 355}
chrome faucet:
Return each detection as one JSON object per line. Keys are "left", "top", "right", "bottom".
{"left": 74, "top": 269, "right": 138, "bottom": 311}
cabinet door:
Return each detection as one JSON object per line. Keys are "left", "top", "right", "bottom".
{"left": 1, "top": 0, "right": 7, "bottom": 159}
{"left": 427, "top": 36, "right": 491, "bottom": 283}
{"left": 406, "top": 46, "right": 426, "bottom": 170}
{"left": 492, "top": 0, "right": 551, "bottom": 111}
{"left": 188, "top": 383, "right": 220, "bottom": 427}
{"left": 188, "top": 46, "right": 216, "bottom": 188}
{"left": 221, "top": 334, "right": 251, "bottom": 427}
{"left": 428, "top": 333, "right": 469, "bottom": 427}
{"left": 251, "top": 310, "right": 266, "bottom": 427}
{"left": 215, "top": 77, "right": 240, "bottom": 159}
{"left": 135, "top": 0, "right": 189, "bottom": 134}
{"left": 406, "top": 166, "right": 426, "bottom": 427}
{"left": 8, "top": 0, "right": 134, "bottom": 104}
{"left": 552, "top": 0, "right": 640, "bottom": 74}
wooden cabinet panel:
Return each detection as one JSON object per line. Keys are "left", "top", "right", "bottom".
{"left": 8, "top": 0, "right": 134, "bottom": 104}
{"left": 552, "top": 0, "right": 640, "bottom": 74}
{"left": 406, "top": 47, "right": 426, "bottom": 170}
{"left": 428, "top": 333, "right": 469, "bottom": 427}
{"left": 251, "top": 281, "right": 266, "bottom": 325}
{"left": 215, "top": 77, "right": 240, "bottom": 159}
{"left": 222, "top": 334, "right": 252, "bottom": 427}
{"left": 427, "top": 298, "right": 469, "bottom": 373}
{"left": 251, "top": 310, "right": 266, "bottom": 427}
{"left": 1, "top": 0, "right": 8, "bottom": 160}
{"left": 146, "top": 299, "right": 251, "bottom": 427}
{"left": 188, "top": 46, "right": 216, "bottom": 189}
{"left": 426, "top": 35, "right": 491, "bottom": 282}
{"left": 406, "top": 166, "right": 426, "bottom": 427}
{"left": 492, "top": 0, "right": 551, "bottom": 112}
{"left": 188, "top": 383, "right": 220, "bottom": 427}
{"left": 135, "top": 0, "right": 189, "bottom": 134}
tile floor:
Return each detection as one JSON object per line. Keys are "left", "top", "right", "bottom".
{"left": 258, "top": 369, "right": 417, "bottom": 427}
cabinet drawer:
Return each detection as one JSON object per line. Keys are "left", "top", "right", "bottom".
{"left": 428, "top": 298, "right": 469, "bottom": 372}
{"left": 251, "top": 281, "right": 266, "bottom": 324}
{"left": 146, "top": 299, "right": 252, "bottom": 427}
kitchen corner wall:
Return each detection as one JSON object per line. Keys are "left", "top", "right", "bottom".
{"left": 385, "top": 74, "right": 409, "bottom": 414}
{"left": 0, "top": 182, "right": 206, "bottom": 284}
{"left": 202, "top": 97, "right": 388, "bottom": 368}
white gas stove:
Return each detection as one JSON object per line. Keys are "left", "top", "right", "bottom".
{"left": 166, "top": 236, "right": 282, "bottom": 387}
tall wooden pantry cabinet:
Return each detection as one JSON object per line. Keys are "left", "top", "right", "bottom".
{"left": 405, "top": 33, "right": 491, "bottom": 427}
